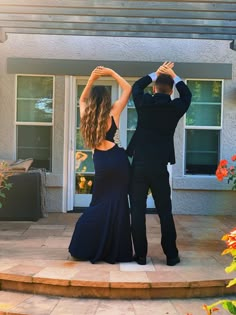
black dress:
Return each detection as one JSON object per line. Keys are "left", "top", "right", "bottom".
{"left": 69, "top": 117, "right": 133, "bottom": 264}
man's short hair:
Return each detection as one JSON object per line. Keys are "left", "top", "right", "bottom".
{"left": 155, "top": 74, "right": 174, "bottom": 94}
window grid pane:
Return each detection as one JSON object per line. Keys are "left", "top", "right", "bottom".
{"left": 17, "top": 125, "right": 52, "bottom": 171}
{"left": 17, "top": 76, "right": 53, "bottom": 123}
{"left": 17, "top": 99, "right": 53, "bottom": 123}
{"left": 186, "top": 80, "right": 222, "bottom": 127}
{"left": 185, "top": 129, "right": 220, "bottom": 175}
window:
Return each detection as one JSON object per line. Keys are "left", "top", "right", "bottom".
{"left": 16, "top": 75, "right": 54, "bottom": 171}
{"left": 185, "top": 80, "right": 223, "bottom": 175}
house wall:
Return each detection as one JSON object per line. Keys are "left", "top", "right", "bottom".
{"left": 0, "top": 34, "right": 235, "bottom": 214}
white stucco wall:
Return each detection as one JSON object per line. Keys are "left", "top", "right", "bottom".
{"left": 0, "top": 34, "right": 235, "bottom": 214}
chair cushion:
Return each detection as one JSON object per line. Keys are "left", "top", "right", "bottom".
{"left": 9, "top": 158, "right": 34, "bottom": 172}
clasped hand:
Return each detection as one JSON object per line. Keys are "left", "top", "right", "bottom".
{"left": 90, "top": 66, "right": 113, "bottom": 80}
{"left": 156, "top": 61, "right": 176, "bottom": 78}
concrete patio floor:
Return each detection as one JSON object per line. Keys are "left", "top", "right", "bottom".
{"left": 0, "top": 213, "right": 235, "bottom": 314}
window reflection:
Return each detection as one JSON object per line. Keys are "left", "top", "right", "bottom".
{"left": 75, "top": 174, "right": 94, "bottom": 194}
{"left": 186, "top": 80, "right": 222, "bottom": 127}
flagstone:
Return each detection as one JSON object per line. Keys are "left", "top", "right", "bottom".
{"left": 9, "top": 295, "right": 59, "bottom": 315}
{"left": 120, "top": 257, "right": 155, "bottom": 272}
{"left": 33, "top": 266, "right": 80, "bottom": 284}
{"left": 50, "top": 297, "right": 99, "bottom": 315}
{"left": 95, "top": 300, "right": 135, "bottom": 315}
{"left": 0, "top": 291, "right": 31, "bottom": 312}
{"left": 132, "top": 299, "right": 178, "bottom": 315}
{"left": 109, "top": 271, "right": 149, "bottom": 288}
{"left": 43, "top": 237, "right": 70, "bottom": 248}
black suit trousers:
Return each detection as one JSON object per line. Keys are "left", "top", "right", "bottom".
{"left": 129, "top": 161, "right": 178, "bottom": 259}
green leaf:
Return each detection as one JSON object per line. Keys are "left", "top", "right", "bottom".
{"left": 222, "top": 301, "right": 236, "bottom": 314}
{"left": 5, "top": 183, "right": 12, "bottom": 190}
{"left": 0, "top": 192, "right": 6, "bottom": 198}
{"left": 227, "top": 278, "right": 236, "bottom": 288}
{"left": 225, "top": 261, "right": 236, "bottom": 273}
{"left": 225, "top": 265, "right": 236, "bottom": 273}
{"left": 0, "top": 201, "right": 2, "bottom": 208}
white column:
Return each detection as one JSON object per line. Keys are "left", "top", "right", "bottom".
{"left": 62, "top": 76, "right": 76, "bottom": 212}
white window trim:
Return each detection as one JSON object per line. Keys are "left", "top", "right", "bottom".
{"left": 63, "top": 75, "right": 76, "bottom": 212}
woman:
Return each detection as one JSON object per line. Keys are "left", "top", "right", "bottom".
{"left": 69, "top": 66, "right": 133, "bottom": 264}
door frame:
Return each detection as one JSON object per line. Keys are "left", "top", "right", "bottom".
{"left": 63, "top": 75, "right": 77, "bottom": 212}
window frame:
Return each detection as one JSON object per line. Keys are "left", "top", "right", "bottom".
{"left": 183, "top": 78, "right": 224, "bottom": 176}
{"left": 15, "top": 74, "right": 55, "bottom": 172}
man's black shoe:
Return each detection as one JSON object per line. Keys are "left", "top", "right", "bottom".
{"left": 166, "top": 256, "right": 180, "bottom": 266}
{"left": 133, "top": 255, "right": 146, "bottom": 265}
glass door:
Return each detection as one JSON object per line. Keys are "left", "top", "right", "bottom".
{"left": 74, "top": 79, "right": 117, "bottom": 207}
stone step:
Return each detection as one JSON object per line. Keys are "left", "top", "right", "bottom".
{"left": 0, "top": 290, "right": 235, "bottom": 315}
{"left": 0, "top": 258, "right": 235, "bottom": 300}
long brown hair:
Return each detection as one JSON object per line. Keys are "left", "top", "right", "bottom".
{"left": 80, "top": 86, "right": 111, "bottom": 149}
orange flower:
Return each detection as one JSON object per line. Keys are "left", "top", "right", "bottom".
{"left": 222, "top": 228, "right": 236, "bottom": 249}
{"left": 221, "top": 167, "right": 228, "bottom": 177}
{"left": 216, "top": 166, "right": 228, "bottom": 181}
{"left": 202, "top": 304, "right": 219, "bottom": 314}
{"left": 216, "top": 173, "right": 224, "bottom": 181}
{"left": 216, "top": 154, "right": 236, "bottom": 189}
{"left": 216, "top": 170, "right": 224, "bottom": 181}
{"left": 231, "top": 154, "right": 236, "bottom": 161}
{"left": 220, "top": 159, "right": 228, "bottom": 166}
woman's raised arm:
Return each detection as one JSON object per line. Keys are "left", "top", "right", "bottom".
{"left": 98, "top": 67, "right": 131, "bottom": 117}
{"left": 79, "top": 67, "right": 101, "bottom": 117}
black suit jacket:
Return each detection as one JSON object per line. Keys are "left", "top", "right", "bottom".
{"left": 127, "top": 75, "right": 192, "bottom": 165}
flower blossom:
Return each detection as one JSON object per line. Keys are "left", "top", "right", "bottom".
{"left": 220, "top": 159, "right": 228, "bottom": 166}
{"left": 215, "top": 154, "right": 236, "bottom": 190}
{"left": 216, "top": 165, "right": 228, "bottom": 181}
{"left": 231, "top": 154, "right": 236, "bottom": 161}
{"left": 202, "top": 304, "right": 219, "bottom": 314}
{"left": 222, "top": 228, "right": 236, "bottom": 249}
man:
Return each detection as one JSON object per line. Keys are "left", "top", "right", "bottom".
{"left": 127, "top": 62, "right": 192, "bottom": 266}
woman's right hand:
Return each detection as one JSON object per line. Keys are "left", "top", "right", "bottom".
{"left": 97, "top": 66, "right": 114, "bottom": 77}
{"left": 89, "top": 67, "right": 103, "bottom": 81}
{"left": 89, "top": 66, "right": 113, "bottom": 80}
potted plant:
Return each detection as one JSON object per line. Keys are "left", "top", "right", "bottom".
{"left": 0, "top": 161, "right": 12, "bottom": 208}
